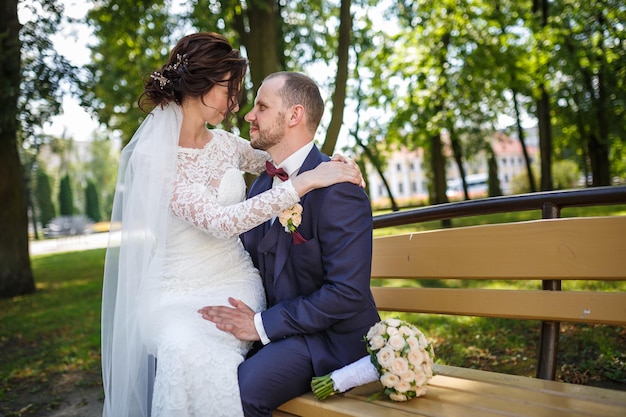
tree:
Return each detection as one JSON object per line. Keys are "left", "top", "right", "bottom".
{"left": 35, "top": 168, "right": 56, "bottom": 229}
{"left": 1, "top": 0, "right": 79, "bottom": 297}
{"left": 87, "top": 135, "right": 119, "bottom": 221}
{"left": 58, "top": 174, "right": 74, "bottom": 216}
{"left": 86, "top": 0, "right": 355, "bottom": 156}
{"left": 549, "top": 0, "right": 625, "bottom": 186}
{"left": 0, "top": 0, "right": 35, "bottom": 297}
{"left": 84, "top": 180, "right": 101, "bottom": 223}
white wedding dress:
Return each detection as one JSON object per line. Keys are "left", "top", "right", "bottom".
{"left": 148, "top": 130, "right": 299, "bottom": 417}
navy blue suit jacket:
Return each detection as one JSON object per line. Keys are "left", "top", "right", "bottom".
{"left": 241, "top": 146, "right": 380, "bottom": 375}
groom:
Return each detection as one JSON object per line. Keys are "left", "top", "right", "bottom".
{"left": 200, "top": 71, "right": 380, "bottom": 416}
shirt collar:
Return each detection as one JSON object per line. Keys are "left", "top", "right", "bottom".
{"left": 277, "top": 141, "right": 314, "bottom": 178}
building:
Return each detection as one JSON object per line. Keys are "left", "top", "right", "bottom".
{"left": 365, "top": 131, "right": 539, "bottom": 206}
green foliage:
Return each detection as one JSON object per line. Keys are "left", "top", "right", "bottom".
{"left": 84, "top": 181, "right": 101, "bottom": 223}
{"left": 83, "top": 0, "right": 175, "bottom": 144}
{"left": 511, "top": 159, "right": 581, "bottom": 194}
{"left": 552, "top": 159, "right": 580, "bottom": 190}
{"left": 58, "top": 174, "right": 74, "bottom": 216}
{"left": 35, "top": 168, "right": 56, "bottom": 228}
{"left": 17, "top": 0, "right": 82, "bottom": 144}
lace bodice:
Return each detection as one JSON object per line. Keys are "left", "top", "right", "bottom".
{"left": 169, "top": 129, "right": 299, "bottom": 239}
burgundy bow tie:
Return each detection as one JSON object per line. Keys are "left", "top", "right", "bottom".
{"left": 265, "top": 161, "right": 289, "bottom": 181}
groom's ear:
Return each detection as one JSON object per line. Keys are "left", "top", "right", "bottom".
{"left": 287, "top": 104, "right": 305, "bottom": 127}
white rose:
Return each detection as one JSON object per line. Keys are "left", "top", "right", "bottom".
{"left": 367, "top": 322, "right": 386, "bottom": 339}
{"left": 407, "top": 349, "right": 424, "bottom": 366}
{"left": 394, "top": 380, "right": 412, "bottom": 393}
{"left": 369, "top": 335, "right": 386, "bottom": 351}
{"left": 390, "top": 357, "right": 409, "bottom": 375}
{"left": 414, "top": 386, "right": 428, "bottom": 397}
{"left": 400, "top": 371, "right": 415, "bottom": 382}
{"left": 423, "top": 361, "right": 433, "bottom": 378}
{"left": 389, "top": 392, "right": 408, "bottom": 402}
{"left": 387, "top": 326, "right": 399, "bottom": 336}
{"left": 406, "top": 335, "right": 420, "bottom": 350}
{"left": 380, "top": 372, "right": 400, "bottom": 388}
{"left": 385, "top": 318, "right": 402, "bottom": 328}
{"left": 376, "top": 346, "right": 395, "bottom": 368}
{"left": 418, "top": 334, "right": 428, "bottom": 347}
{"left": 388, "top": 334, "right": 406, "bottom": 351}
{"left": 414, "top": 372, "right": 427, "bottom": 387}
{"left": 399, "top": 325, "right": 414, "bottom": 336}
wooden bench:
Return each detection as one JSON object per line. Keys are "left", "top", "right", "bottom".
{"left": 276, "top": 203, "right": 626, "bottom": 416}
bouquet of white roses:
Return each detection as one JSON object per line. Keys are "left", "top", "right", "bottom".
{"left": 311, "top": 318, "right": 435, "bottom": 402}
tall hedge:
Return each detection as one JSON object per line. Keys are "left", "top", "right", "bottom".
{"left": 58, "top": 174, "right": 74, "bottom": 216}
{"left": 84, "top": 180, "right": 101, "bottom": 222}
{"left": 35, "top": 169, "right": 55, "bottom": 227}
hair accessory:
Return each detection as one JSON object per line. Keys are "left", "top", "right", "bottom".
{"left": 171, "top": 53, "right": 189, "bottom": 70}
{"left": 165, "top": 53, "right": 189, "bottom": 73}
{"left": 150, "top": 71, "right": 170, "bottom": 89}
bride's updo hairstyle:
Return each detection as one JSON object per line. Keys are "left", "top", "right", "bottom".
{"left": 139, "top": 32, "right": 247, "bottom": 116}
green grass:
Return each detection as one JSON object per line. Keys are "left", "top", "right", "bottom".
{"left": 0, "top": 249, "right": 105, "bottom": 416}
{"left": 1, "top": 205, "right": 624, "bottom": 414}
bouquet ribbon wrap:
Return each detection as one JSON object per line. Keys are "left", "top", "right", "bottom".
{"left": 332, "top": 356, "right": 380, "bottom": 393}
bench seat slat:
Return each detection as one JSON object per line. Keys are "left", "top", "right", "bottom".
{"left": 436, "top": 364, "right": 626, "bottom": 404}
{"left": 372, "top": 216, "right": 626, "bottom": 280}
{"left": 372, "top": 287, "right": 626, "bottom": 325}
{"left": 278, "top": 364, "right": 626, "bottom": 417}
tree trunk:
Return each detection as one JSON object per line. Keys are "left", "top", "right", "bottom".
{"left": 429, "top": 133, "right": 448, "bottom": 205}
{"left": 321, "top": 0, "right": 351, "bottom": 157}
{"left": 244, "top": 0, "right": 282, "bottom": 92}
{"left": 486, "top": 143, "right": 502, "bottom": 197}
{"left": 429, "top": 132, "right": 451, "bottom": 228}
{"left": 447, "top": 127, "right": 468, "bottom": 200}
{"left": 0, "top": 0, "right": 35, "bottom": 298}
{"left": 591, "top": 50, "right": 611, "bottom": 186}
{"left": 534, "top": 0, "right": 553, "bottom": 191}
{"left": 355, "top": 141, "right": 400, "bottom": 212}
{"left": 513, "top": 89, "right": 537, "bottom": 192}
{"left": 537, "top": 86, "right": 553, "bottom": 191}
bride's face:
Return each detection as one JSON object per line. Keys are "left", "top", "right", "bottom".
{"left": 200, "top": 80, "right": 238, "bottom": 126}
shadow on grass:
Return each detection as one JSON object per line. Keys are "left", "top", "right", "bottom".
{"left": 0, "top": 249, "right": 105, "bottom": 416}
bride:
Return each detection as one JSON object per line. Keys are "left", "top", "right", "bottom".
{"left": 101, "top": 32, "right": 362, "bottom": 417}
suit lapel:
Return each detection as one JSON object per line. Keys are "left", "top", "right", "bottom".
{"left": 271, "top": 146, "right": 325, "bottom": 281}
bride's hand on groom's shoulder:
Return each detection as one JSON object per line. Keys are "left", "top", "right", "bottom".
{"left": 198, "top": 297, "right": 261, "bottom": 342}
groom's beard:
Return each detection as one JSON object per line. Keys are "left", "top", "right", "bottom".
{"left": 250, "top": 113, "right": 286, "bottom": 151}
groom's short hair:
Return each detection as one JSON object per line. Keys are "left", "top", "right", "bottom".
{"left": 264, "top": 71, "right": 324, "bottom": 134}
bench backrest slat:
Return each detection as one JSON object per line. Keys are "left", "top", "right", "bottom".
{"left": 371, "top": 216, "right": 626, "bottom": 280}
{"left": 372, "top": 287, "right": 626, "bottom": 325}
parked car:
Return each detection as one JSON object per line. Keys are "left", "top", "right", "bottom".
{"left": 43, "top": 215, "right": 94, "bottom": 238}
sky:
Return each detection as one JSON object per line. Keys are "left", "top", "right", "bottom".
{"left": 31, "top": 0, "right": 100, "bottom": 142}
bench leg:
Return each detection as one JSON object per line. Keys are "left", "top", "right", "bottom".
{"left": 536, "top": 279, "right": 561, "bottom": 380}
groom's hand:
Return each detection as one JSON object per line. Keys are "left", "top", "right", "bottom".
{"left": 198, "top": 297, "right": 260, "bottom": 341}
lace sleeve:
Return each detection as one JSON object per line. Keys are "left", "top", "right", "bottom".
{"left": 229, "top": 131, "right": 269, "bottom": 175}
{"left": 169, "top": 177, "right": 299, "bottom": 239}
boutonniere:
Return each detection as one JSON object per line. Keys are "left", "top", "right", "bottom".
{"left": 278, "top": 203, "right": 307, "bottom": 244}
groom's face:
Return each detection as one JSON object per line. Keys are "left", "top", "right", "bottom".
{"left": 246, "top": 77, "right": 287, "bottom": 152}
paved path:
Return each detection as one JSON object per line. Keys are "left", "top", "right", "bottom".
{"left": 29, "top": 232, "right": 117, "bottom": 255}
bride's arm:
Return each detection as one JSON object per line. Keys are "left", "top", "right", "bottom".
{"left": 170, "top": 159, "right": 362, "bottom": 239}
{"left": 232, "top": 133, "right": 269, "bottom": 175}
{"left": 169, "top": 174, "right": 299, "bottom": 239}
